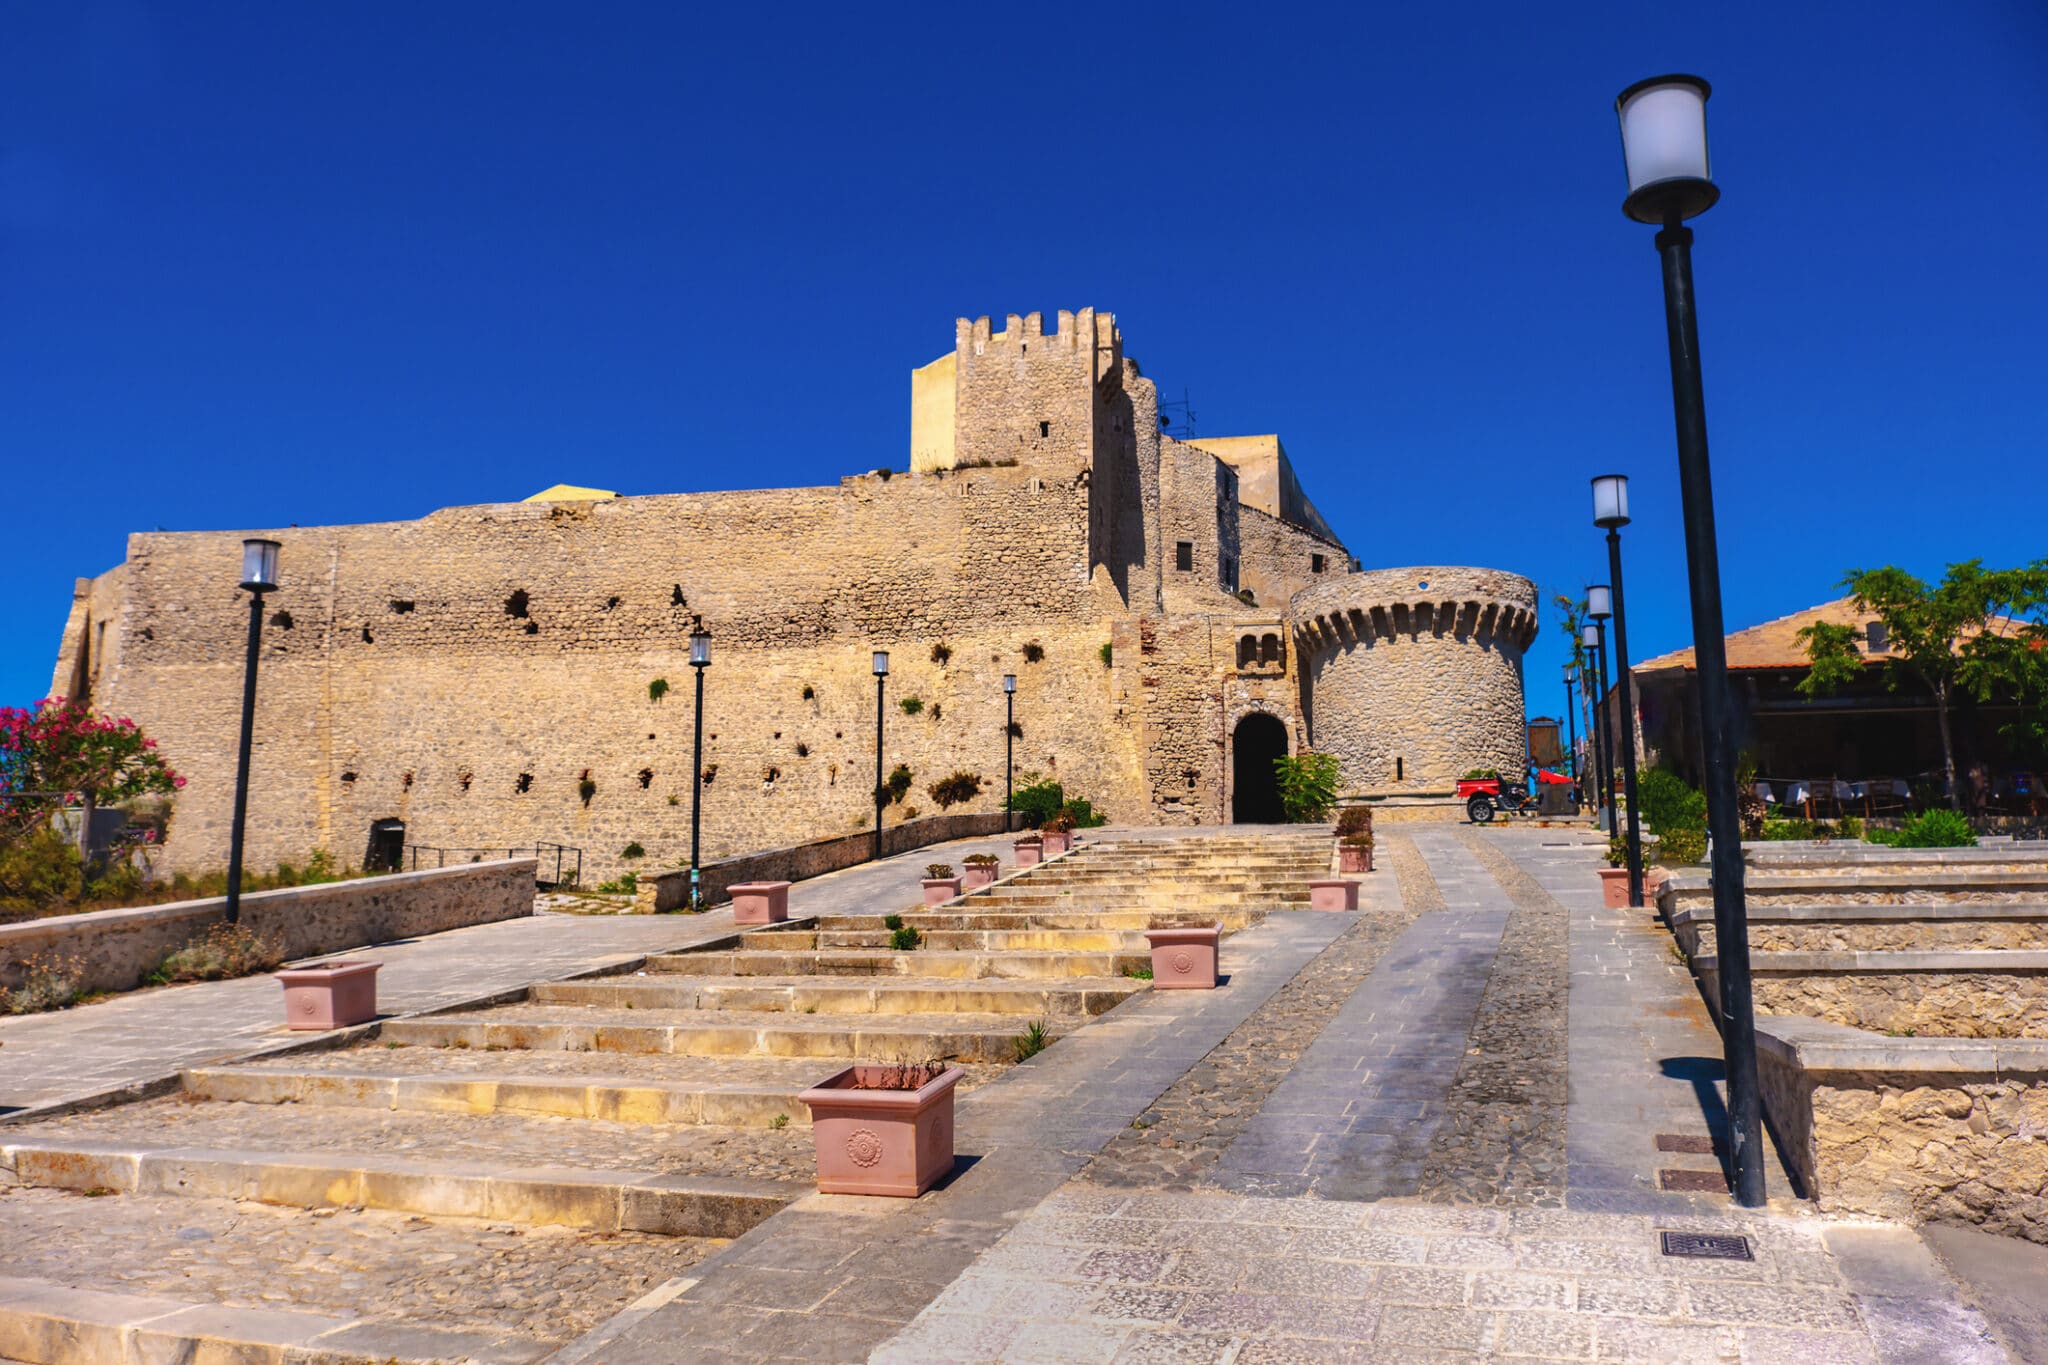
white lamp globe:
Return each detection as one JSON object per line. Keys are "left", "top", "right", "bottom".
{"left": 1592, "top": 475, "right": 1631, "bottom": 529}
{"left": 1616, "top": 75, "right": 1718, "bottom": 224}
{"left": 240, "top": 538, "right": 281, "bottom": 593}
{"left": 872, "top": 651, "right": 889, "bottom": 677}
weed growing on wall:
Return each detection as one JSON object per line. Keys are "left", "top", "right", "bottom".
{"left": 143, "top": 923, "right": 285, "bottom": 987}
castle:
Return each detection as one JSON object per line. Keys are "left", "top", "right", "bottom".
{"left": 50, "top": 309, "right": 1538, "bottom": 880}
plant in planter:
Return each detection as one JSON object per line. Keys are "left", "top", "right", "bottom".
{"left": 1598, "top": 836, "right": 1632, "bottom": 908}
{"left": 1013, "top": 833, "right": 1043, "bottom": 867}
{"left": 1335, "top": 808, "right": 1375, "bottom": 873}
{"left": 920, "top": 863, "right": 962, "bottom": 905}
{"left": 1039, "top": 812, "right": 1076, "bottom": 857}
{"left": 962, "top": 852, "right": 1000, "bottom": 889}
{"left": 800, "top": 1059, "right": 963, "bottom": 1197}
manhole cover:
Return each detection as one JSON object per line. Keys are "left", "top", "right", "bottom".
{"left": 1659, "top": 1231, "right": 1752, "bottom": 1260}
{"left": 1659, "top": 1169, "right": 1729, "bottom": 1193}
{"left": 1656, "top": 1133, "right": 1719, "bottom": 1155}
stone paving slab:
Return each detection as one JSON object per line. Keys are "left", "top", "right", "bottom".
{"left": 0, "top": 832, "right": 1021, "bottom": 1116}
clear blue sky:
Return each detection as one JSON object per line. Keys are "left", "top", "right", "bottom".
{"left": 5, "top": 2, "right": 2045, "bottom": 722}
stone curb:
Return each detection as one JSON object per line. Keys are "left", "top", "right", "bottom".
{"left": 1753, "top": 1014, "right": 2048, "bottom": 1076}
{"left": 1694, "top": 948, "right": 2048, "bottom": 974}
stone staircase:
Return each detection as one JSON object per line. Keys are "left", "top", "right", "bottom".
{"left": 0, "top": 827, "right": 1328, "bottom": 1363}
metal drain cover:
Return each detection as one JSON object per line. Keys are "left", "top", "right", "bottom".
{"left": 1660, "top": 1231, "right": 1752, "bottom": 1260}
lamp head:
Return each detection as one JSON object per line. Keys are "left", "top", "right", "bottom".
{"left": 1616, "top": 74, "right": 1718, "bottom": 224}
{"left": 1581, "top": 622, "right": 1602, "bottom": 650}
{"left": 1591, "top": 474, "right": 1631, "bottom": 529}
{"left": 689, "top": 626, "right": 711, "bottom": 668}
{"left": 1587, "top": 584, "right": 1613, "bottom": 621}
{"left": 240, "top": 538, "right": 281, "bottom": 593}
{"left": 1002, "top": 674, "right": 1016, "bottom": 694}
{"left": 872, "top": 651, "right": 889, "bottom": 678}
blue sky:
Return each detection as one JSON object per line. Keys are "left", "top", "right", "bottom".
{"left": 5, "top": 2, "right": 2045, "bottom": 720}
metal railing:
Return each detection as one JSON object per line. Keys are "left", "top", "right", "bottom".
{"left": 404, "top": 842, "right": 582, "bottom": 888}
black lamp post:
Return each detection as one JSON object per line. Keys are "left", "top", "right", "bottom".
{"left": 687, "top": 624, "right": 711, "bottom": 910}
{"left": 1003, "top": 674, "right": 1016, "bottom": 833}
{"left": 225, "top": 537, "right": 280, "bottom": 927}
{"left": 1563, "top": 663, "right": 1580, "bottom": 792}
{"left": 872, "top": 651, "right": 889, "bottom": 863}
{"left": 1616, "top": 71, "right": 1763, "bottom": 1207}
{"left": 1581, "top": 621, "right": 1611, "bottom": 833}
{"left": 1591, "top": 491, "right": 1645, "bottom": 911}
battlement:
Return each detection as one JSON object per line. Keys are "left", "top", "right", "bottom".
{"left": 953, "top": 308, "right": 1120, "bottom": 361}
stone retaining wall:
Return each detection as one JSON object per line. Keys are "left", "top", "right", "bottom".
{"left": 1756, "top": 1015, "right": 2048, "bottom": 1244}
{"left": 635, "top": 813, "right": 1010, "bottom": 913}
{"left": 0, "top": 860, "right": 535, "bottom": 996}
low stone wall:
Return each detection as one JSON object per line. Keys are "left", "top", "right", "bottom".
{"left": 0, "top": 860, "right": 536, "bottom": 996}
{"left": 1698, "top": 954, "right": 2048, "bottom": 1039}
{"left": 1756, "top": 1014, "right": 2048, "bottom": 1244}
{"left": 636, "top": 813, "right": 1011, "bottom": 913}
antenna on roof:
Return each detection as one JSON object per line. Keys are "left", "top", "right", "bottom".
{"left": 1158, "top": 389, "right": 1197, "bottom": 440}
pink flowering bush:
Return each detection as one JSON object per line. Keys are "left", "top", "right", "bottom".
{"left": 0, "top": 698, "right": 183, "bottom": 854}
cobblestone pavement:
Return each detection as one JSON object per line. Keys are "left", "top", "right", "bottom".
{"left": 0, "top": 830, "right": 1020, "bottom": 1115}
{"left": 0, "top": 1184, "right": 717, "bottom": 1346}
{"left": 874, "top": 1186, "right": 2005, "bottom": 1364}
{"left": 1411, "top": 829, "right": 1570, "bottom": 1208}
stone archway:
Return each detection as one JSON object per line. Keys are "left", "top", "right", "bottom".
{"left": 1231, "top": 713, "right": 1289, "bottom": 824}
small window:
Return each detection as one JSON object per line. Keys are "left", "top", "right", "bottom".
{"left": 1311, "top": 554, "right": 1326, "bottom": 574}
{"left": 1395, "top": 757, "right": 1404, "bottom": 781}
{"left": 1238, "top": 636, "right": 1258, "bottom": 667}
{"left": 1866, "top": 620, "right": 1889, "bottom": 652}
{"left": 1175, "top": 541, "right": 1194, "bottom": 572}
{"left": 1222, "top": 556, "right": 1238, "bottom": 590}
{"left": 1039, "top": 420, "right": 1050, "bottom": 438}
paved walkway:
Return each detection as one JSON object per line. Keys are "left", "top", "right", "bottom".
{"left": 0, "top": 831, "right": 1020, "bottom": 1116}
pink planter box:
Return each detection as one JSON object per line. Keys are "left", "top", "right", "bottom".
{"left": 962, "top": 863, "right": 998, "bottom": 890}
{"left": 1599, "top": 867, "right": 1630, "bottom": 908}
{"left": 1014, "top": 840, "right": 1043, "bottom": 867}
{"left": 1040, "top": 831, "right": 1072, "bottom": 858}
{"left": 1339, "top": 844, "right": 1373, "bottom": 874}
{"left": 276, "top": 960, "right": 381, "bottom": 1031}
{"left": 921, "top": 877, "right": 963, "bottom": 906}
{"left": 730, "top": 881, "right": 791, "bottom": 924}
{"left": 800, "top": 1064, "right": 963, "bottom": 1197}
{"left": 1308, "top": 878, "right": 1360, "bottom": 911}
{"left": 1144, "top": 924, "right": 1220, "bottom": 989}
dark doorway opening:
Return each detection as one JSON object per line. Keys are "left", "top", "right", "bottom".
{"left": 366, "top": 818, "right": 406, "bottom": 873}
{"left": 1231, "top": 713, "right": 1289, "bottom": 823}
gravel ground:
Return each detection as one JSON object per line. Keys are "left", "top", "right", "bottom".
{"left": 0, "top": 1184, "right": 717, "bottom": 1344}
{"left": 1411, "top": 828, "right": 1571, "bottom": 1208}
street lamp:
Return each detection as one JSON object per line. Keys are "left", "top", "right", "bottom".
{"left": 225, "top": 537, "right": 281, "bottom": 927}
{"left": 1003, "top": 674, "right": 1017, "bottom": 833}
{"left": 1581, "top": 621, "right": 1611, "bottom": 834}
{"left": 872, "top": 651, "right": 889, "bottom": 863}
{"left": 687, "top": 625, "right": 711, "bottom": 910}
{"left": 1616, "top": 71, "right": 1763, "bottom": 1207}
{"left": 1591, "top": 480, "right": 1645, "bottom": 911}
{"left": 1562, "top": 663, "right": 1580, "bottom": 792}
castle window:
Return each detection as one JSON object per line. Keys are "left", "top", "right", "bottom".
{"left": 1311, "top": 554, "right": 1326, "bottom": 574}
{"left": 1175, "top": 542, "right": 1194, "bottom": 572}
{"left": 1238, "top": 636, "right": 1258, "bottom": 667}
{"left": 1395, "top": 757, "right": 1405, "bottom": 782}
{"left": 1260, "top": 634, "right": 1281, "bottom": 665}
{"left": 1039, "top": 420, "right": 1050, "bottom": 438}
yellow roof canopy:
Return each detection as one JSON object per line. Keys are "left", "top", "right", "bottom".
{"left": 523, "top": 484, "right": 617, "bottom": 503}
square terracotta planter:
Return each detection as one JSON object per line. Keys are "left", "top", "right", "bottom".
{"left": 1014, "top": 839, "right": 1043, "bottom": 867}
{"left": 962, "top": 863, "right": 999, "bottom": 890}
{"left": 921, "top": 877, "right": 963, "bottom": 906}
{"left": 730, "top": 881, "right": 791, "bottom": 924}
{"left": 1598, "top": 867, "right": 1630, "bottom": 908}
{"left": 1308, "top": 878, "right": 1360, "bottom": 911}
{"left": 1040, "top": 831, "right": 1072, "bottom": 858}
{"left": 277, "top": 960, "right": 381, "bottom": 1031}
{"left": 1144, "top": 924, "right": 1220, "bottom": 989}
{"left": 800, "top": 1064, "right": 963, "bottom": 1197}
{"left": 1339, "top": 843, "right": 1373, "bottom": 874}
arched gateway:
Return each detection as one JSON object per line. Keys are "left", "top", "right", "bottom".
{"left": 1231, "top": 713, "right": 1289, "bottom": 824}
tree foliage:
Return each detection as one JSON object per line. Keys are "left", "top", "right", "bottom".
{"left": 1273, "top": 751, "right": 1341, "bottom": 823}
{"left": 0, "top": 699, "right": 184, "bottom": 859}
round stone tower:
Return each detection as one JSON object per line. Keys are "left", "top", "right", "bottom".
{"left": 1291, "top": 566, "right": 1539, "bottom": 796}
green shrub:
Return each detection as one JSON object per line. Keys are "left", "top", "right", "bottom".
{"left": 1008, "top": 778, "right": 1066, "bottom": 827}
{"left": 1462, "top": 768, "right": 1502, "bottom": 781}
{"left": 1099, "top": 642, "right": 1113, "bottom": 668}
{"left": 621, "top": 842, "right": 645, "bottom": 859}
{"left": 0, "top": 951, "right": 87, "bottom": 1014}
{"left": 900, "top": 697, "right": 924, "bottom": 716}
{"left": 1837, "top": 816, "right": 1865, "bottom": 840}
{"left": 1637, "top": 768, "right": 1707, "bottom": 836}
{"left": 1655, "top": 826, "right": 1708, "bottom": 864}
{"left": 1013, "top": 1019, "right": 1050, "bottom": 1060}
{"left": 927, "top": 771, "right": 984, "bottom": 809}
{"left": 1762, "top": 819, "right": 1817, "bottom": 841}
{"left": 924, "top": 864, "right": 954, "bottom": 880}
{"left": 884, "top": 765, "right": 914, "bottom": 804}
{"left": 647, "top": 678, "right": 669, "bottom": 703}
{"left": 1122, "top": 964, "right": 1154, "bottom": 980}
{"left": 144, "top": 923, "right": 284, "bottom": 986}
{"left": 595, "top": 871, "right": 639, "bottom": 894}
{"left": 882, "top": 914, "right": 904, "bottom": 931}
{"left": 1274, "top": 751, "right": 1341, "bottom": 823}
{"left": 1605, "top": 835, "right": 1628, "bottom": 868}
{"left": 1061, "top": 798, "right": 1107, "bottom": 828}
{"left": 1894, "top": 808, "right": 1978, "bottom": 848}
{"left": 889, "top": 926, "right": 921, "bottom": 951}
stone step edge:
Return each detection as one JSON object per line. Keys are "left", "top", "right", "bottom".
{"left": 0, "top": 1272, "right": 552, "bottom": 1365}
{"left": 530, "top": 980, "right": 1139, "bottom": 1015}
{"left": 376, "top": 1015, "right": 1061, "bottom": 1062}
{"left": 0, "top": 1141, "right": 802, "bottom": 1237}
{"left": 1671, "top": 903, "right": 2048, "bottom": 926}
{"left": 1693, "top": 948, "right": 2048, "bottom": 973}
{"left": 180, "top": 1067, "right": 816, "bottom": 1126}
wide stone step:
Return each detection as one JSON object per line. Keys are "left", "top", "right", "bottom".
{"left": 1664, "top": 871, "right": 2048, "bottom": 913}
{"left": 0, "top": 1137, "right": 802, "bottom": 1237}
{"left": 182, "top": 1063, "right": 817, "bottom": 1127}
{"left": 531, "top": 973, "right": 1140, "bottom": 1016}
{"left": 381, "top": 1004, "right": 1071, "bottom": 1062}
{"left": 1675, "top": 903, "right": 2048, "bottom": 956}
{"left": 0, "top": 1273, "right": 554, "bottom": 1365}
{"left": 641, "top": 948, "right": 1146, "bottom": 979}
{"left": 812, "top": 928, "right": 1143, "bottom": 951}
{"left": 816, "top": 910, "right": 1264, "bottom": 932}
{"left": 1693, "top": 948, "right": 2048, "bottom": 1039}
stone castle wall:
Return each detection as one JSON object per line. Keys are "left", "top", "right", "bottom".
{"left": 57, "top": 467, "right": 1143, "bottom": 882}
{"left": 1294, "top": 566, "right": 1538, "bottom": 793}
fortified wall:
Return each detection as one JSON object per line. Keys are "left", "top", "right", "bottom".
{"left": 52, "top": 309, "right": 1537, "bottom": 881}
